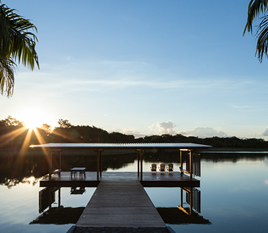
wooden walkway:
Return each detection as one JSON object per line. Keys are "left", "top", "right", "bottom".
{"left": 76, "top": 180, "right": 167, "bottom": 229}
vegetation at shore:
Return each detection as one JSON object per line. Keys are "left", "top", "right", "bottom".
{"left": 1, "top": 116, "right": 268, "bottom": 150}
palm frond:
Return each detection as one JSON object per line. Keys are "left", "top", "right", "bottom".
{"left": 0, "top": 3, "right": 39, "bottom": 69}
{"left": 255, "top": 15, "right": 268, "bottom": 61}
{"left": 244, "top": 0, "right": 268, "bottom": 34}
{"left": 0, "top": 58, "right": 15, "bottom": 97}
{"left": 0, "top": 2, "right": 39, "bottom": 97}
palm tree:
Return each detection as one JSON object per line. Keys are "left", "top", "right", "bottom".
{"left": 0, "top": 1, "right": 39, "bottom": 97}
{"left": 244, "top": 0, "right": 268, "bottom": 62}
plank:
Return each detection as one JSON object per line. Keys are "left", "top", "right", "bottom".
{"left": 76, "top": 180, "right": 166, "bottom": 228}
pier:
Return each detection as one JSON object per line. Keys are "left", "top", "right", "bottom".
{"left": 75, "top": 180, "right": 169, "bottom": 232}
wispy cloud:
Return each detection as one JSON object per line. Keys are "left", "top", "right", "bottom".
{"left": 181, "top": 127, "right": 227, "bottom": 138}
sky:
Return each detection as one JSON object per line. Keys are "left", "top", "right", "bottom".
{"left": 1, "top": 0, "right": 268, "bottom": 139}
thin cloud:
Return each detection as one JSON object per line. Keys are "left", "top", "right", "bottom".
{"left": 181, "top": 127, "right": 227, "bottom": 138}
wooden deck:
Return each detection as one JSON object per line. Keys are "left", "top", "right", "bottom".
{"left": 40, "top": 171, "right": 200, "bottom": 188}
{"left": 75, "top": 180, "right": 167, "bottom": 228}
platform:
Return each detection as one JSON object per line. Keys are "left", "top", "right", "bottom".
{"left": 40, "top": 171, "right": 200, "bottom": 188}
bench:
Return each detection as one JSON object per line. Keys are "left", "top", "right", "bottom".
{"left": 71, "top": 167, "right": 86, "bottom": 179}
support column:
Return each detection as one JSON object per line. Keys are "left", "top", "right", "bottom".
{"left": 99, "top": 150, "right": 102, "bottom": 177}
{"left": 137, "top": 150, "right": 140, "bottom": 178}
{"left": 180, "top": 150, "right": 183, "bottom": 177}
{"left": 97, "top": 150, "right": 99, "bottom": 181}
{"left": 140, "top": 150, "right": 144, "bottom": 181}
{"left": 59, "top": 150, "right": 61, "bottom": 170}
{"left": 189, "top": 150, "right": 193, "bottom": 179}
{"left": 49, "top": 151, "right": 53, "bottom": 180}
{"left": 189, "top": 187, "right": 193, "bottom": 215}
{"left": 58, "top": 188, "right": 61, "bottom": 208}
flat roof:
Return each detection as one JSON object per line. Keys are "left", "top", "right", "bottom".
{"left": 30, "top": 143, "right": 211, "bottom": 150}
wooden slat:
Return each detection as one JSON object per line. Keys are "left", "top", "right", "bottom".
{"left": 76, "top": 180, "right": 166, "bottom": 228}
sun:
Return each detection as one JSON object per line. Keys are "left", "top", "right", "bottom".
{"left": 18, "top": 108, "right": 50, "bottom": 130}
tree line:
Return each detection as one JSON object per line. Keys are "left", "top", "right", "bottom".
{"left": 1, "top": 116, "right": 268, "bottom": 150}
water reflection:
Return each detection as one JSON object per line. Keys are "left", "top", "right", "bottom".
{"left": 31, "top": 186, "right": 86, "bottom": 224}
{"left": 1, "top": 150, "right": 268, "bottom": 233}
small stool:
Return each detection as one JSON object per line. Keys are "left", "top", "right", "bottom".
{"left": 70, "top": 167, "right": 86, "bottom": 179}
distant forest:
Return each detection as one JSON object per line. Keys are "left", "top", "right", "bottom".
{"left": 1, "top": 116, "right": 268, "bottom": 150}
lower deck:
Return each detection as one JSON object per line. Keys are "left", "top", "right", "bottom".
{"left": 40, "top": 171, "right": 200, "bottom": 188}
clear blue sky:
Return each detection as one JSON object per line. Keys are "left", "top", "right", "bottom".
{"left": 2, "top": 0, "right": 268, "bottom": 139}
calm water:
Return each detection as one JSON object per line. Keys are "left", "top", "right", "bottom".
{"left": 0, "top": 152, "right": 268, "bottom": 233}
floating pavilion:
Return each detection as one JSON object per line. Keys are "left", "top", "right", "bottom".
{"left": 30, "top": 143, "right": 211, "bottom": 232}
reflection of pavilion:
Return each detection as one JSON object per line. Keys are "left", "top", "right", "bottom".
{"left": 30, "top": 187, "right": 86, "bottom": 225}
{"left": 157, "top": 187, "right": 211, "bottom": 225}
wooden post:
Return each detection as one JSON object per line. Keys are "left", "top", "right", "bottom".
{"left": 180, "top": 187, "right": 183, "bottom": 208}
{"left": 189, "top": 150, "right": 193, "bottom": 179}
{"left": 58, "top": 188, "right": 61, "bottom": 208}
{"left": 59, "top": 150, "right": 61, "bottom": 171}
{"left": 137, "top": 150, "right": 140, "bottom": 178}
{"left": 140, "top": 150, "right": 143, "bottom": 181}
{"left": 100, "top": 150, "right": 102, "bottom": 177}
{"left": 49, "top": 151, "right": 53, "bottom": 180}
{"left": 189, "top": 187, "right": 193, "bottom": 215}
{"left": 180, "top": 150, "right": 183, "bottom": 177}
{"left": 97, "top": 150, "right": 99, "bottom": 181}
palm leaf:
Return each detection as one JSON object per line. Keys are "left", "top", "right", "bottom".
{"left": 244, "top": 0, "right": 268, "bottom": 34}
{"left": 256, "top": 15, "right": 268, "bottom": 61}
{"left": 0, "top": 2, "right": 39, "bottom": 97}
{"left": 0, "top": 58, "right": 15, "bottom": 97}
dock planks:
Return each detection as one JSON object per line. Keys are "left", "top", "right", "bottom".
{"left": 76, "top": 180, "right": 167, "bottom": 229}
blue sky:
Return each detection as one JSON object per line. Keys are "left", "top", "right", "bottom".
{"left": 1, "top": 0, "right": 268, "bottom": 139}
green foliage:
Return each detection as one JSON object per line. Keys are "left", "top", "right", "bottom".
{"left": 0, "top": 1, "right": 39, "bottom": 97}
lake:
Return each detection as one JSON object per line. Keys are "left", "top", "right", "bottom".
{"left": 0, "top": 151, "right": 267, "bottom": 233}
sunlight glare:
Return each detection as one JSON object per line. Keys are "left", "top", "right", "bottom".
{"left": 18, "top": 108, "right": 50, "bottom": 130}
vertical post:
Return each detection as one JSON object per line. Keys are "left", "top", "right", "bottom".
{"left": 97, "top": 150, "right": 99, "bottom": 181}
{"left": 100, "top": 150, "right": 102, "bottom": 177}
{"left": 59, "top": 150, "right": 61, "bottom": 177}
{"left": 137, "top": 150, "right": 140, "bottom": 178}
{"left": 180, "top": 187, "right": 183, "bottom": 208}
{"left": 189, "top": 187, "right": 193, "bottom": 215}
{"left": 49, "top": 151, "right": 53, "bottom": 180}
{"left": 140, "top": 150, "right": 143, "bottom": 181}
{"left": 58, "top": 188, "right": 61, "bottom": 208}
{"left": 189, "top": 150, "right": 193, "bottom": 179}
{"left": 180, "top": 150, "right": 183, "bottom": 177}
